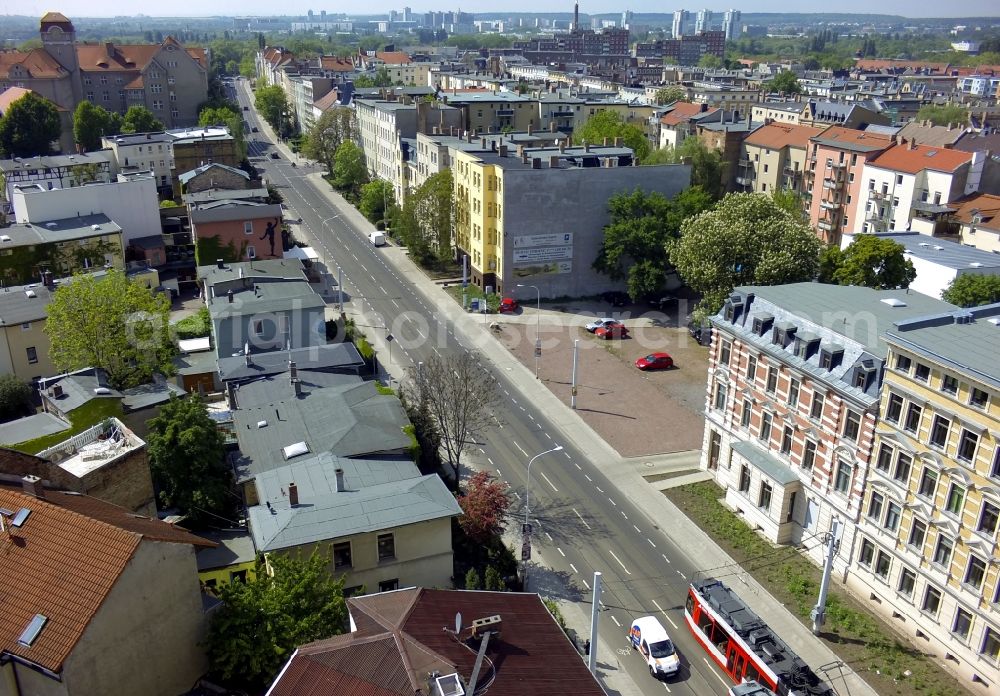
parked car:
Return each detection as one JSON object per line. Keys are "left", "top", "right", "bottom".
{"left": 251, "top": 126, "right": 258, "bottom": 132}
{"left": 269, "top": 152, "right": 280, "bottom": 159}
{"left": 636, "top": 353, "right": 674, "bottom": 370}
{"left": 595, "top": 324, "right": 629, "bottom": 340}
{"left": 585, "top": 317, "right": 624, "bottom": 333}
{"left": 601, "top": 290, "right": 629, "bottom": 307}
{"left": 242, "top": 105, "right": 249, "bottom": 111}
{"left": 688, "top": 319, "right": 712, "bottom": 346}
{"left": 629, "top": 616, "right": 680, "bottom": 679}
{"left": 498, "top": 297, "right": 519, "bottom": 313}
{"left": 646, "top": 295, "right": 678, "bottom": 311}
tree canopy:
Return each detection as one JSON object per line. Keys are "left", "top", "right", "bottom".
{"left": 396, "top": 169, "right": 454, "bottom": 266}
{"left": 147, "top": 395, "right": 232, "bottom": 525}
{"left": 204, "top": 549, "right": 348, "bottom": 689}
{"left": 820, "top": 235, "right": 916, "bottom": 290}
{"left": 594, "top": 186, "right": 713, "bottom": 301}
{"left": 199, "top": 105, "right": 246, "bottom": 159}
{"left": 457, "top": 471, "right": 511, "bottom": 544}
{"left": 941, "top": 274, "right": 1000, "bottom": 308}
{"left": 358, "top": 179, "right": 395, "bottom": 224}
{"left": 573, "top": 110, "right": 650, "bottom": 162}
{"left": 644, "top": 137, "right": 724, "bottom": 200}
{"left": 330, "top": 141, "right": 368, "bottom": 200}
{"left": 669, "top": 192, "right": 824, "bottom": 317}
{"left": 73, "top": 102, "right": 123, "bottom": 152}
{"left": 120, "top": 105, "right": 164, "bottom": 134}
{"left": 766, "top": 70, "right": 802, "bottom": 94}
{"left": 0, "top": 374, "right": 33, "bottom": 423}
{"left": 916, "top": 103, "right": 969, "bottom": 128}
{"left": 44, "top": 270, "right": 176, "bottom": 390}
{"left": 254, "top": 85, "right": 289, "bottom": 132}
{"left": 302, "top": 107, "right": 358, "bottom": 173}
{"left": 654, "top": 86, "right": 688, "bottom": 105}
{"left": 0, "top": 92, "right": 61, "bottom": 158}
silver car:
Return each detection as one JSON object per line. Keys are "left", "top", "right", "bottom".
{"left": 586, "top": 317, "right": 623, "bottom": 333}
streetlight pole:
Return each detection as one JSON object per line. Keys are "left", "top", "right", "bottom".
{"left": 517, "top": 283, "right": 540, "bottom": 379}
{"left": 521, "top": 444, "right": 563, "bottom": 590}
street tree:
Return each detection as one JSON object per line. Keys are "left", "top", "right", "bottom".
{"left": 199, "top": 105, "right": 246, "bottom": 159}
{"left": 654, "top": 86, "right": 688, "bottom": 104}
{"left": 0, "top": 374, "right": 33, "bottom": 422}
{"left": 669, "top": 192, "right": 823, "bottom": 317}
{"left": 0, "top": 91, "right": 61, "bottom": 158}
{"left": 44, "top": 270, "right": 176, "bottom": 390}
{"left": 204, "top": 549, "right": 348, "bottom": 689}
{"left": 396, "top": 169, "right": 454, "bottom": 266}
{"left": 407, "top": 353, "right": 502, "bottom": 491}
{"left": 574, "top": 110, "right": 650, "bottom": 162}
{"left": 766, "top": 70, "right": 802, "bottom": 94}
{"left": 302, "top": 107, "right": 358, "bottom": 173}
{"left": 916, "top": 103, "right": 969, "bottom": 127}
{"left": 147, "top": 395, "right": 232, "bottom": 525}
{"left": 358, "top": 179, "right": 395, "bottom": 223}
{"left": 824, "top": 234, "right": 916, "bottom": 290}
{"left": 593, "top": 186, "right": 713, "bottom": 301}
{"left": 73, "top": 102, "right": 122, "bottom": 152}
{"left": 457, "top": 471, "right": 511, "bottom": 544}
{"left": 942, "top": 274, "right": 1000, "bottom": 307}
{"left": 254, "top": 85, "right": 289, "bottom": 132}
{"left": 120, "top": 105, "right": 163, "bottom": 134}
{"left": 331, "top": 141, "right": 368, "bottom": 200}
{"left": 644, "top": 137, "right": 724, "bottom": 200}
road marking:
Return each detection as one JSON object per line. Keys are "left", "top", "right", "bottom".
{"left": 621, "top": 511, "right": 628, "bottom": 520}
{"left": 512, "top": 491, "right": 521, "bottom": 500}
{"left": 677, "top": 570, "right": 686, "bottom": 579}
{"left": 610, "top": 615, "right": 621, "bottom": 628}
{"left": 573, "top": 508, "right": 591, "bottom": 529}
{"left": 390, "top": 299, "right": 400, "bottom": 308}
{"left": 512, "top": 441, "right": 528, "bottom": 457}
{"left": 584, "top": 475, "right": 592, "bottom": 482}
{"left": 705, "top": 658, "right": 729, "bottom": 687}
{"left": 608, "top": 498, "right": 616, "bottom": 506}
{"left": 608, "top": 549, "right": 632, "bottom": 575}
{"left": 563, "top": 451, "right": 571, "bottom": 459}
{"left": 557, "top": 547, "right": 565, "bottom": 557}
{"left": 647, "top": 538, "right": 657, "bottom": 548}
{"left": 544, "top": 432, "right": 552, "bottom": 439}
{"left": 539, "top": 471, "right": 558, "bottom": 492}
{"left": 570, "top": 563, "right": 578, "bottom": 573}
{"left": 663, "top": 684, "right": 671, "bottom": 693}
{"left": 633, "top": 524, "right": 641, "bottom": 533}
{"left": 574, "top": 462, "right": 581, "bottom": 470}
{"left": 487, "top": 457, "right": 495, "bottom": 466}
{"left": 544, "top": 531, "right": 553, "bottom": 541}
{"left": 652, "top": 600, "right": 678, "bottom": 629}
{"left": 582, "top": 579, "right": 591, "bottom": 590}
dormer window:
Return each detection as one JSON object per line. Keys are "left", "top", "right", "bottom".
{"left": 819, "top": 345, "right": 844, "bottom": 370}
{"left": 853, "top": 359, "right": 877, "bottom": 391}
{"left": 751, "top": 313, "right": 773, "bottom": 336}
{"left": 793, "top": 332, "right": 820, "bottom": 361}
{"left": 724, "top": 298, "right": 744, "bottom": 323}
{"left": 771, "top": 321, "right": 797, "bottom": 348}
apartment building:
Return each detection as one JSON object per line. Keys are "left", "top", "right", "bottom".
{"left": 0, "top": 152, "right": 114, "bottom": 208}
{"left": 737, "top": 122, "right": 824, "bottom": 195}
{"left": 848, "top": 303, "right": 1000, "bottom": 688}
{"left": 167, "top": 126, "right": 240, "bottom": 196}
{"left": 658, "top": 102, "right": 719, "bottom": 150}
{"left": 947, "top": 193, "right": 1000, "bottom": 254}
{"left": 102, "top": 131, "right": 174, "bottom": 196}
{"left": 805, "top": 127, "right": 894, "bottom": 246}
{"left": 442, "top": 91, "right": 536, "bottom": 134}
{"left": 0, "top": 280, "right": 58, "bottom": 381}
{"left": 700, "top": 284, "right": 955, "bottom": 571}
{"left": 1, "top": 214, "right": 124, "bottom": 284}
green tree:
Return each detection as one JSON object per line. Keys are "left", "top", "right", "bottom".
{"left": 698, "top": 54, "right": 724, "bottom": 69}
{"left": 484, "top": 566, "right": 506, "bottom": 591}
{"left": 594, "top": 187, "right": 713, "bottom": 301}
{"left": 397, "top": 169, "right": 454, "bottom": 265}
{"left": 0, "top": 374, "right": 32, "bottom": 422}
{"left": 331, "top": 141, "right": 368, "bottom": 199}
{"left": 771, "top": 188, "right": 806, "bottom": 220}
{"left": 0, "top": 92, "right": 61, "bottom": 158}
{"left": 574, "top": 110, "right": 650, "bottom": 162}
{"left": 204, "top": 549, "right": 348, "bottom": 689}
{"left": 302, "top": 107, "right": 358, "bottom": 173}
{"left": 147, "top": 395, "right": 232, "bottom": 524}
{"left": 465, "top": 567, "right": 482, "bottom": 590}
{"left": 766, "top": 70, "right": 802, "bottom": 94}
{"left": 654, "top": 86, "right": 688, "bottom": 105}
{"left": 646, "top": 137, "right": 724, "bottom": 200}
{"left": 120, "top": 105, "right": 164, "bottom": 134}
{"left": 199, "top": 105, "right": 246, "bottom": 159}
{"left": 239, "top": 54, "right": 257, "bottom": 78}
{"left": 73, "top": 101, "right": 121, "bottom": 152}
{"left": 825, "top": 235, "right": 917, "bottom": 290}
{"left": 543, "top": 599, "right": 569, "bottom": 635}
{"left": 669, "top": 192, "right": 824, "bottom": 317}
{"left": 254, "top": 84, "right": 289, "bottom": 132}
{"left": 359, "top": 179, "right": 394, "bottom": 223}
{"left": 916, "top": 103, "right": 970, "bottom": 128}
{"left": 457, "top": 471, "right": 511, "bottom": 545}
{"left": 44, "top": 270, "right": 176, "bottom": 390}
{"left": 941, "top": 274, "right": 1000, "bottom": 307}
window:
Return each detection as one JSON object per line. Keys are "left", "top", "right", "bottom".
{"left": 885, "top": 502, "right": 901, "bottom": 532}
{"left": 978, "top": 501, "right": 999, "bottom": 536}
{"left": 788, "top": 379, "right": 800, "bottom": 407}
{"left": 918, "top": 468, "right": 938, "bottom": 499}
{"left": 243, "top": 221, "right": 253, "bottom": 234}
{"left": 834, "top": 459, "right": 852, "bottom": 494}
{"left": 758, "top": 481, "right": 773, "bottom": 512}
{"left": 953, "top": 608, "right": 973, "bottom": 641}
{"left": 933, "top": 535, "right": 954, "bottom": 567}
{"left": 26, "top": 347, "right": 37, "bottom": 364}
{"left": 843, "top": 410, "right": 861, "bottom": 442}
{"left": 942, "top": 375, "right": 959, "bottom": 395}
{"left": 909, "top": 518, "right": 927, "bottom": 549}
{"left": 992, "top": 449, "right": 1000, "bottom": 480}
{"left": 718, "top": 340, "right": 731, "bottom": 366}
{"left": 982, "top": 628, "right": 1000, "bottom": 662}
{"left": 802, "top": 440, "right": 817, "bottom": 470}
{"left": 875, "top": 549, "right": 891, "bottom": 580}
{"left": 946, "top": 484, "right": 966, "bottom": 516}
{"left": 810, "top": 392, "right": 824, "bottom": 420}
{"left": 898, "top": 567, "right": 916, "bottom": 597}
{"left": 867, "top": 491, "right": 884, "bottom": 521}
{"left": 333, "top": 541, "right": 352, "bottom": 569}
{"left": 895, "top": 354, "right": 911, "bottom": 372}
{"left": 746, "top": 354, "right": 757, "bottom": 380}
{"left": 912, "top": 362, "right": 929, "bottom": 382}
{"left": 858, "top": 538, "right": 875, "bottom": 566}
{"left": 965, "top": 555, "right": 987, "bottom": 590}
{"left": 970, "top": 387, "right": 989, "bottom": 409}
{"left": 957, "top": 429, "right": 979, "bottom": 463}
{"left": 766, "top": 367, "right": 777, "bottom": 394}
{"left": 714, "top": 382, "right": 728, "bottom": 411}
{"left": 378, "top": 578, "right": 399, "bottom": 592}
{"left": 20, "top": 322, "right": 30, "bottom": 331}
{"left": 922, "top": 586, "right": 942, "bottom": 615}
{"left": 929, "top": 416, "right": 950, "bottom": 449}
{"left": 875, "top": 443, "right": 893, "bottom": 473}
{"left": 739, "top": 464, "right": 751, "bottom": 493}
{"left": 780, "top": 426, "right": 793, "bottom": 455}
{"left": 893, "top": 453, "right": 912, "bottom": 485}
{"left": 885, "top": 394, "right": 903, "bottom": 423}
{"left": 904, "top": 404, "right": 922, "bottom": 434}
{"left": 740, "top": 400, "right": 752, "bottom": 429}
{"left": 759, "top": 412, "right": 772, "bottom": 443}
{"left": 377, "top": 533, "right": 395, "bottom": 561}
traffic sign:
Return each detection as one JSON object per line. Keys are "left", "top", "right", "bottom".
{"left": 386, "top": 333, "right": 394, "bottom": 342}
{"left": 522, "top": 522, "right": 532, "bottom": 537}
{"left": 521, "top": 541, "right": 531, "bottom": 561}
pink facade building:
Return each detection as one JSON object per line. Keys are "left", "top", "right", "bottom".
{"left": 189, "top": 200, "right": 284, "bottom": 264}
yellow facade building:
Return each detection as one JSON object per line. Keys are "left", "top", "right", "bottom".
{"left": 453, "top": 148, "right": 504, "bottom": 290}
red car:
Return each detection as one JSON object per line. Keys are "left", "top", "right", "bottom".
{"left": 595, "top": 325, "right": 629, "bottom": 340}
{"left": 636, "top": 352, "right": 674, "bottom": 370}
{"left": 499, "top": 297, "right": 519, "bottom": 313}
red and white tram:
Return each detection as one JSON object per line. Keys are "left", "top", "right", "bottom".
{"left": 685, "top": 578, "right": 836, "bottom": 696}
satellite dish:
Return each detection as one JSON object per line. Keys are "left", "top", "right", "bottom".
{"left": 455, "top": 612, "right": 462, "bottom": 634}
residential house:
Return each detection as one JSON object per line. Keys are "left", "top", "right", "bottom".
{"left": 848, "top": 303, "right": 1000, "bottom": 688}
{"left": 695, "top": 116, "right": 761, "bottom": 193}
{"left": 798, "top": 100, "right": 890, "bottom": 130}
{"left": 751, "top": 101, "right": 809, "bottom": 126}
{"left": 167, "top": 126, "right": 240, "bottom": 197}
{"left": 0, "top": 214, "right": 124, "bottom": 284}
{"left": 0, "top": 478, "right": 215, "bottom": 696}
{"left": 439, "top": 91, "right": 536, "bottom": 135}
{"left": 738, "top": 122, "right": 824, "bottom": 196}
{"left": 179, "top": 162, "right": 252, "bottom": 195}
{"left": 101, "top": 131, "right": 174, "bottom": 196}
{"left": 700, "top": 283, "right": 955, "bottom": 572}
{"left": 0, "top": 87, "right": 73, "bottom": 154}
{"left": 0, "top": 152, "right": 114, "bottom": 209}
{"left": 0, "top": 280, "right": 58, "bottom": 381}
{"left": 189, "top": 200, "right": 284, "bottom": 264}
{"left": 267, "top": 588, "right": 607, "bottom": 696}
{"left": 658, "top": 101, "right": 717, "bottom": 150}
{"left": 896, "top": 121, "right": 968, "bottom": 149}
{"left": 946, "top": 193, "right": 1000, "bottom": 253}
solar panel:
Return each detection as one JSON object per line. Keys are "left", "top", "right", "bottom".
{"left": 11, "top": 508, "right": 30, "bottom": 527}
{"left": 17, "top": 614, "right": 47, "bottom": 647}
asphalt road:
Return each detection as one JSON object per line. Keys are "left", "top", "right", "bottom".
{"left": 233, "top": 81, "right": 733, "bottom": 696}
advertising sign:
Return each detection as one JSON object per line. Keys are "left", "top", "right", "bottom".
{"left": 512, "top": 232, "right": 573, "bottom": 248}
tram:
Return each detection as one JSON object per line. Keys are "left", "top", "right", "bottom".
{"left": 685, "top": 578, "right": 836, "bottom": 696}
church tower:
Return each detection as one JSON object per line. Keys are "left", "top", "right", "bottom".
{"left": 39, "top": 12, "right": 79, "bottom": 72}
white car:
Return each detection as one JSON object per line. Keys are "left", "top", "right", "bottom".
{"left": 585, "top": 317, "right": 623, "bottom": 333}
{"left": 629, "top": 616, "right": 680, "bottom": 678}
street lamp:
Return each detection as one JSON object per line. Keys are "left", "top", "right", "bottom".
{"left": 516, "top": 283, "right": 541, "bottom": 379}
{"left": 521, "top": 444, "right": 564, "bottom": 590}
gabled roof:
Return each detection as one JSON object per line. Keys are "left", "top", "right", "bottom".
{"left": 810, "top": 126, "right": 893, "bottom": 154}
{"left": 320, "top": 56, "right": 355, "bottom": 72}
{"left": 76, "top": 40, "right": 206, "bottom": 73}
{"left": 313, "top": 89, "right": 342, "bottom": 112}
{"left": 0, "top": 87, "right": 34, "bottom": 116}
{"left": 896, "top": 121, "right": 967, "bottom": 148}
{"left": 0, "top": 483, "right": 212, "bottom": 675}
{"left": 375, "top": 51, "right": 412, "bottom": 65}
{"left": 179, "top": 162, "right": 250, "bottom": 184}
{"left": 659, "top": 101, "right": 712, "bottom": 126}
{"left": 744, "top": 122, "right": 824, "bottom": 150}
{"left": 868, "top": 142, "right": 973, "bottom": 175}
{"left": 948, "top": 192, "right": 1000, "bottom": 232}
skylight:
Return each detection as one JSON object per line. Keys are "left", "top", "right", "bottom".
{"left": 282, "top": 441, "right": 310, "bottom": 459}
{"left": 17, "top": 614, "right": 47, "bottom": 647}
{"left": 881, "top": 298, "right": 906, "bottom": 307}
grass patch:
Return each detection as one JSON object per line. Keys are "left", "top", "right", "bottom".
{"left": 375, "top": 383, "right": 395, "bottom": 395}
{"left": 9, "top": 398, "right": 125, "bottom": 454}
{"left": 664, "top": 481, "right": 971, "bottom": 696}
{"left": 173, "top": 306, "right": 211, "bottom": 339}
{"left": 444, "top": 283, "right": 501, "bottom": 312}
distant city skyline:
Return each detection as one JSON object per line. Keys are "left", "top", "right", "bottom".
{"left": 2, "top": 0, "right": 998, "bottom": 19}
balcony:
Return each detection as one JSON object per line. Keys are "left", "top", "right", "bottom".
{"left": 823, "top": 177, "right": 843, "bottom": 190}
{"left": 783, "top": 165, "right": 799, "bottom": 175}
{"left": 817, "top": 219, "right": 837, "bottom": 232}
{"left": 735, "top": 176, "right": 754, "bottom": 187}
{"left": 821, "top": 200, "right": 841, "bottom": 211}
{"left": 495, "top": 108, "right": 515, "bottom": 116}
{"left": 829, "top": 161, "right": 847, "bottom": 169}
{"left": 738, "top": 158, "right": 752, "bottom": 167}
{"left": 869, "top": 189, "right": 889, "bottom": 200}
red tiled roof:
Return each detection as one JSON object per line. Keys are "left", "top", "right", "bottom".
{"left": 855, "top": 58, "right": 950, "bottom": 73}
{"left": 313, "top": 90, "right": 341, "bottom": 112}
{"left": 660, "top": 101, "right": 713, "bottom": 126}
{"left": 0, "top": 484, "right": 210, "bottom": 674}
{"left": 40, "top": 11, "right": 72, "bottom": 24}
{"left": 745, "top": 122, "right": 824, "bottom": 151}
{"left": 869, "top": 142, "right": 973, "bottom": 175}
{"left": 320, "top": 56, "right": 354, "bottom": 72}
{"left": 269, "top": 589, "right": 606, "bottom": 696}
{"left": 375, "top": 51, "right": 412, "bottom": 65}
{"left": 0, "top": 86, "right": 67, "bottom": 113}
{"left": 947, "top": 193, "right": 1000, "bottom": 232}
{"left": 0, "top": 49, "right": 67, "bottom": 80}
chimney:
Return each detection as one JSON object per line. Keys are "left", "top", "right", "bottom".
{"left": 217, "top": 258, "right": 224, "bottom": 269}
{"left": 603, "top": 137, "right": 609, "bottom": 146}
{"left": 584, "top": 141, "right": 590, "bottom": 152}
{"left": 532, "top": 157, "right": 541, "bottom": 169}
{"left": 42, "top": 270, "right": 53, "bottom": 288}
{"left": 288, "top": 483, "right": 299, "bottom": 507}
{"left": 105, "top": 41, "right": 114, "bottom": 58}
{"left": 22, "top": 474, "right": 43, "bottom": 499}
{"left": 335, "top": 468, "right": 346, "bottom": 492}
{"left": 908, "top": 138, "right": 916, "bottom": 150}
{"left": 481, "top": 137, "right": 487, "bottom": 148}
{"left": 288, "top": 360, "right": 297, "bottom": 382}
{"left": 227, "top": 289, "right": 234, "bottom": 303}
{"left": 549, "top": 121, "right": 557, "bottom": 133}
{"left": 549, "top": 155, "right": 560, "bottom": 168}
{"left": 498, "top": 144, "right": 508, "bottom": 157}
{"left": 559, "top": 140, "right": 566, "bottom": 153}
{"left": 527, "top": 123, "right": 533, "bottom": 135}
{"left": 614, "top": 137, "right": 622, "bottom": 147}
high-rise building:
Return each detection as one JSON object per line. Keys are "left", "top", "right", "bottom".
{"left": 621, "top": 10, "right": 633, "bottom": 29}
{"left": 672, "top": 9, "right": 689, "bottom": 38}
{"left": 402, "top": 6, "right": 412, "bottom": 21}
{"left": 695, "top": 9, "right": 713, "bottom": 33}
{"left": 723, "top": 9, "right": 742, "bottom": 40}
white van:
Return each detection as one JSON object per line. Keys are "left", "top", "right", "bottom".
{"left": 628, "top": 616, "right": 680, "bottom": 678}
{"left": 369, "top": 231, "right": 386, "bottom": 247}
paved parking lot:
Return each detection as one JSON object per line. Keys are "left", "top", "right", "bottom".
{"left": 494, "top": 306, "right": 709, "bottom": 458}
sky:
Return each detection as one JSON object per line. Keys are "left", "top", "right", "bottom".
{"left": 3, "top": 0, "right": 999, "bottom": 19}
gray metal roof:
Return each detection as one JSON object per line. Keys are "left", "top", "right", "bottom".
{"left": 868, "top": 232, "right": 1000, "bottom": 271}
{"left": 206, "top": 280, "right": 324, "bottom": 319}
{"left": 38, "top": 368, "right": 121, "bottom": 414}
{"left": 2, "top": 214, "right": 121, "bottom": 245}
{"left": 197, "top": 258, "right": 305, "bottom": 285}
{"left": 0, "top": 282, "right": 57, "bottom": 325}
{"left": 0, "top": 412, "right": 70, "bottom": 447}
{"left": 218, "top": 343, "right": 365, "bottom": 382}
{"left": 182, "top": 187, "right": 269, "bottom": 205}
{"left": 105, "top": 132, "right": 171, "bottom": 146}
{"left": 731, "top": 440, "right": 799, "bottom": 485}
{"left": 190, "top": 200, "right": 282, "bottom": 224}
{"left": 179, "top": 162, "right": 251, "bottom": 184}
{"left": 0, "top": 151, "right": 114, "bottom": 173}
{"left": 247, "top": 453, "right": 460, "bottom": 552}
{"left": 196, "top": 529, "right": 258, "bottom": 571}
{"left": 120, "top": 381, "right": 186, "bottom": 411}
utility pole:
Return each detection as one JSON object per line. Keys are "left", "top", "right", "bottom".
{"left": 337, "top": 266, "right": 344, "bottom": 316}
{"left": 461, "top": 254, "right": 468, "bottom": 310}
{"left": 588, "top": 571, "right": 602, "bottom": 674}
{"left": 570, "top": 339, "right": 579, "bottom": 409}
{"left": 811, "top": 517, "right": 840, "bottom": 635}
